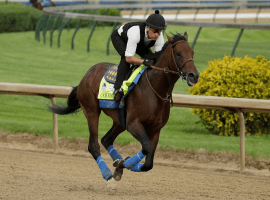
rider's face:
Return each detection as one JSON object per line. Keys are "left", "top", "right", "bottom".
{"left": 147, "top": 26, "right": 162, "bottom": 40}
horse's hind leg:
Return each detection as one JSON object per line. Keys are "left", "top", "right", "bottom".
{"left": 101, "top": 123, "right": 126, "bottom": 181}
{"left": 81, "top": 105, "right": 116, "bottom": 189}
{"left": 101, "top": 123, "right": 125, "bottom": 160}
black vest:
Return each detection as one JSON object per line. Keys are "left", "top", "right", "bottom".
{"left": 119, "top": 22, "right": 156, "bottom": 51}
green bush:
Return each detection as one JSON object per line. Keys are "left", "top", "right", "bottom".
{"left": 188, "top": 55, "right": 270, "bottom": 136}
{"left": 58, "top": 9, "right": 121, "bottom": 29}
{"left": 0, "top": 2, "right": 42, "bottom": 33}
{"left": 0, "top": 3, "right": 120, "bottom": 33}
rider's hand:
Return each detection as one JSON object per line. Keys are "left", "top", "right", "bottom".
{"left": 143, "top": 59, "right": 154, "bottom": 66}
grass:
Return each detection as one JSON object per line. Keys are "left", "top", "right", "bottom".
{"left": 0, "top": 25, "right": 270, "bottom": 159}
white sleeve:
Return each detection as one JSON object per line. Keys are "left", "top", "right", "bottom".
{"left": 154, "top": 32, "right": 164, "bottom": 52}
{"left": 125, "top": 26, "right": 140, "bottom": 57}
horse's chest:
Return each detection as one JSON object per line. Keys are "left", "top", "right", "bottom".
{"left": 148, "top": 106, "right": 170, "bottom": 127}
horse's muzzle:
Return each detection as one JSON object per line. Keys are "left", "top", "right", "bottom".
{"left": 187, "top": 72, "right": 200, "bottom": 86}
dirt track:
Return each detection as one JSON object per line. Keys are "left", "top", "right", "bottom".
{"left": 0, "top": 131, "right": 270, "bottom": 200}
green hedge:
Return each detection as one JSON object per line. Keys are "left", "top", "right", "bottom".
{"left": 0, "top": 2, "right": 42, "bottom": 33}
{"left": 0, "top": 2, "right": 121, "bottom": 33}
{"left": 51, "top": 9, "right": 121, "bottom": 29}
{"left": 188, "top": 55, "right": 270, "bottom": 136}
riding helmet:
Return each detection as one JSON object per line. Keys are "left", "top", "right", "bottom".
{"left": 145, "top": 10, "right": 166, "bottom": 30}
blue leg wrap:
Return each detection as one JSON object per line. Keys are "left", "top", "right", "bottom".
{"left": 123, "top": 150, "right": 146, "bottom": 170}
{"left": 96, "top": 156, "right": 113, "bottom": 181}
{"left": 107, "top": 145, "right": 123, "bottom": 161}
{"left": 130, "top": 163, "right": 144, "bottom": 172}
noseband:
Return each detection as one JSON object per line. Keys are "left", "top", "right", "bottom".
{"left": 145, "top": 40, "right": 194, "bottom": 104}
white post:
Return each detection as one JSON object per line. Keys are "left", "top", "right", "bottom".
{"left": 236, "top": 109, "right": 245, "bottom": 173}
{"left": 50, "top": 96, "right": 59, "bottom": 153}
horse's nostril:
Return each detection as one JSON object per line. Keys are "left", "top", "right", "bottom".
{"left": 188, "top": 73, "right": 195, "bottom": 79}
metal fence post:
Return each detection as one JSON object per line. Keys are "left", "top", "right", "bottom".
{"left": 236, "top": 109, "right": 245, "bottom": 173}
{"left": 106, "top": 9, "right": 121, "bottom": 56}
{"left": 42, "top": 15, "right": 50, "bottom": 45}
{"left": 107, "top": 22, "right": 118, "bottom": 56}
{"left": 191, "top": 27, "right": 202, "bottom": 50}
{"left": 71, "top": 10, "right": 86, "bottom": 50}
{"left": 50, "top": 17, "right": 61, "bottom": 47}
{"left": 231, "top": 28, "right": 244, "bottom": 57}
{"left": 35, "top": 14, "right": 46, "bottom": 42}
{"left": 50, "top": 96, "right": 59, "bottom": 153}
{"left": 87, "top": 21, "right": 97, "bottom": 53}
{"left": 58, "top": 15, "right": 72, "bottom": 48}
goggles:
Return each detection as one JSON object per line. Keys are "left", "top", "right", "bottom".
{"left": 148, "top": 27, "right": 162, "bottom": 34}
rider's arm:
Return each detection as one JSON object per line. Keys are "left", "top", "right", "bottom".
{"left": 125, "top": 26, "right": 144, "bottom": 65}
{"left": 126, "top": 56, "right": 144, "bottom": 65}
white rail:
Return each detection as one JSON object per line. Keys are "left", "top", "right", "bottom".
{"left": 1, "top": 82, "right": 270, "bottom": 173}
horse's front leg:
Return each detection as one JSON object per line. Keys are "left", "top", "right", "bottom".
{"left": 116, "top": 119, "right": 159, "bottom": 172}
{"left": 140, "top": 130, "right": 160, "bottom": 172}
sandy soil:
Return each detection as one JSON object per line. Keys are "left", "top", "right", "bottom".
{"left": 0, "top": 131, "right": 270, "bottom": 200}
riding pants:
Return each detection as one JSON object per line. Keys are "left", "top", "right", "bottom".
{"left": 111, "top": 30, "right": 131, "bottom": 91}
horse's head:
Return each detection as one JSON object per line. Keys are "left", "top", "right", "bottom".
{"left": 167, "top": 32, "right": 199, "bottom": 86}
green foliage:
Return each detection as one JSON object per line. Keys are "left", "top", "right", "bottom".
{"left": 0, "top": 3, "right": 120, "bottom": 33}
{"left": 50, "top": 9, "right": 121, "bottom": 30}
{"left": 0, "top": 2, "right": 42, "bottom": 33}
{"left": 188, "top": 55, "right": 270, "bottom": 136}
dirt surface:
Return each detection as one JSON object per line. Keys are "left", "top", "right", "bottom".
{"left": 0, "top": 131, "right": 270, "bottom": 200}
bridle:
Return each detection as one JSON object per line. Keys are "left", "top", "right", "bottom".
{"left": 145, "top": 40, "right": 194, "bottom": 104}
{"left": 171, "top": 40, "right": 194, "bottom": 81}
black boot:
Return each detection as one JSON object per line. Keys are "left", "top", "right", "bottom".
{"left": 114, "top": 88, "right": 124, "bottom": 102}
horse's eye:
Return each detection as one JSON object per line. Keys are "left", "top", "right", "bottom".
{"left": 176, "top": 52, "right": 181, "bottom": 57}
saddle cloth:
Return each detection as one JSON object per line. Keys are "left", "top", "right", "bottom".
{"left": 98, "top": 64, "right": 148, "bottom": 109}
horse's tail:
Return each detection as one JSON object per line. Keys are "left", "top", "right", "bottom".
{"left": 49, "top": 86, "right": 81, "bottom": 115}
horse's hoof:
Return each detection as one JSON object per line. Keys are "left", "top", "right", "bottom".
{"left": 113, "top": 159, "right": 125, "bottom": 168}
{"left": 107, "top": 177, "right": 117, "bottom": 190}
{"left": 113, "top": 167, "right": 123, "bottom": 181}
{"left": 113, "top": 157, "right": 130, "bottom": 168}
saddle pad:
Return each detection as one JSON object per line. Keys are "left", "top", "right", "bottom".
{"left": 98, "top": 65, "right": 148, "bottom": 109}
{"left": 104, "top": 64, "right": 118, "bottom": 84}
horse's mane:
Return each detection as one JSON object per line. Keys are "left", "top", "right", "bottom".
{"left": 153, "top": 33, "right": 186, "bottom": 64}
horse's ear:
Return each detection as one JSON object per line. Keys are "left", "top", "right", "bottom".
{"left": 167, "top": 35, "right": 173, "bottom": 42}
{"left": 184, "top": 32, "right": 188, "bottom": 42}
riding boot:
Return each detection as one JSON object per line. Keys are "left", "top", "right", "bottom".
{"left": 114, "top": 88, "right": 124, "bottom": 102}
{"left": 114, "top": 56, "right": 130, "bottom": 102}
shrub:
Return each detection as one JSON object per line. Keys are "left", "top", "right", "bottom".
{"left": 0, "top": 2, "right": 42, "bottom": 33}
{"left": 0, "top": 3, "right": 120, "bottom": 33}
{"left": 48, "top": 9, "right": 121, "bottom": 30}
{"left": 188, "top": 55, "right": 270, "bottom": 136}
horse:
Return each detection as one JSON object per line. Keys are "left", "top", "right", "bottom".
{"left": 30, "top": 0, "right": 55, "bottom": 11}
{"left": 50, "top": 32, "right": 200, "bottom": 190}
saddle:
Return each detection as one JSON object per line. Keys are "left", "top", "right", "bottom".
{"left": 98, "top": 64, "right": 147, "bottom": 103}
{"left": 98, "top": 64, "right": 148, "bottom": 128}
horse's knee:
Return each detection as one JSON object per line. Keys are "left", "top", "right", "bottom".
{"left": 88, "top": 142, "right": 100, "bottom": 160}
{"left": 141, "top": 162, "right": 153, "bottom": 172}
{"left": 101, "top": 136, "right": 111, "bottom": 149}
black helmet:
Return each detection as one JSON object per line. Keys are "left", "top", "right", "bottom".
{"left": 145, "top": 10, "right": 165, "bottom": 30}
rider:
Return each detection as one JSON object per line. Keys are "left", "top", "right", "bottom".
{"left": 111, "top": 10, "right": 166, "bottom": 102}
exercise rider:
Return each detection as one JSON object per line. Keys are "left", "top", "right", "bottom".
{"left": 110, "top": 10, "right": 166, "bottom": 102}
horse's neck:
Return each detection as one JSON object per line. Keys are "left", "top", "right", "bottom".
{"left": 147, "top": 49, "right": 180, "bottom": 97}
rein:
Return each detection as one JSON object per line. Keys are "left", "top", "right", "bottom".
{"left": 145, "top": 40, "right": 194, "bottom": 105}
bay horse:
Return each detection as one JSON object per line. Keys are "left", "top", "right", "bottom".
{"left": 30, "top": 0, "right": 55, "bottom": 11}
{"left": 50, "top": 32, "right": 199, "bottom": 190}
